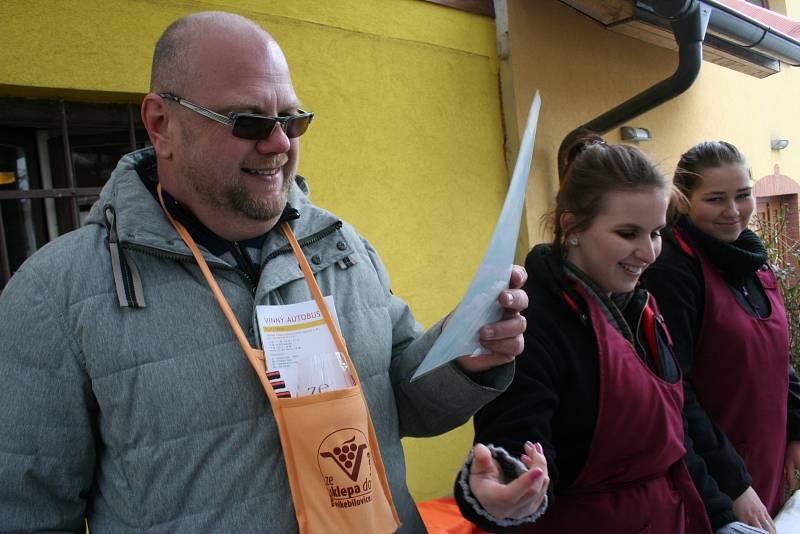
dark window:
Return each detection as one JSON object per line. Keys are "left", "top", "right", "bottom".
{"left": 0, "top": 98, "right": 148, "bottom": 290}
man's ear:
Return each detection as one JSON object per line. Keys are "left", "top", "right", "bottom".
{"left": 141, "top": 93, "right": 173, "bottom": 159}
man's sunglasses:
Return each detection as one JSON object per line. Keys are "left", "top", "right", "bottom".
{"left": 159, "top": 92, "right": 314, "bottom": 140}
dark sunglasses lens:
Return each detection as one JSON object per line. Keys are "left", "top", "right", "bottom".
{"left": 285, "top": 114, "right": 313, "bottom": 138}
{"left": 232, "top": 115, "right": 276, "bottom": 140}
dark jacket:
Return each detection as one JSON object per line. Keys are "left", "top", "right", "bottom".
{"left": 640, "top": 220, "right": 800, "bottom": 500}
{"left": 456, "top": 244, "right": 736, "bottom": 531}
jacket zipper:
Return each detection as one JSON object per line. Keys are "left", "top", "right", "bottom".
{"left": 739, "top": 283, "right": 763, "bottom": 317}
{"left": 122, "top": 242, "right": 230, "bottom": 269}
{"left": 124, "top": 242, "right": 259, "bottom": 292}
{"left": 121, "top": 220, "right": 343, "bottom": 292}
{"left": 231, "top": 242, "right": 258, "bottom": 291}
{"left": 630, "top": 293, "right": 658, "bottom": 371}
{"left": 122, "top": 241, "right": 256, "bottom": 290}
{"left": 105, "top": 206, "right": 146, "bottom": 308}
{"left": 262, "top": 220, "right": 343, "bottom": 266}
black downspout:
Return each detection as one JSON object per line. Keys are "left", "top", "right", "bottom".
{"left": 557, "top": 0, "right": 710, "bottom": 180}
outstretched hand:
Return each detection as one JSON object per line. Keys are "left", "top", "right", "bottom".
{"left": 468, "top": 442, "right": 549, "bottom": 521}
{"left": 456, "top": 265, "right": 529, "bottom": 374}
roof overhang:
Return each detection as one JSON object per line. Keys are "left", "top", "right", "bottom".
{"left": 560, "top": 0, "right": 800, "bottom": 78}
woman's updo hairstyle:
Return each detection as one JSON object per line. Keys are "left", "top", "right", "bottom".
{"left": 551, "top": 132, "right": 669, "bottom": 257}
{"left": 670, "top": 140, "right": 751, "bottom": 220}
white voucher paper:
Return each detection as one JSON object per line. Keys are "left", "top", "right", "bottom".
{"left": 776, "top": 489, "right": 800, "bottom": 533}
{"left": 256, "top": 295, "right": 342, "bottom": 396}
{"left": 411, "top": 92, "right": 542, "bottom": 380}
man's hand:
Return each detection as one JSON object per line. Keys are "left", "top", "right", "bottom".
{"left": 732, "top": 486, "right": 776, "bottom": 534}
{"left": 468, "top": 442, "right": 549, "bottom": 520}
{"left": 456, "top": 265, "right": 528, "bottom": 374}
{"left": 785, "top": 441, "right": 800, "bottom": 493}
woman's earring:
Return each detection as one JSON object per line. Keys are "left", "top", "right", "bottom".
{"left": 569, "top": 237, "right": 579, "bottom": 247}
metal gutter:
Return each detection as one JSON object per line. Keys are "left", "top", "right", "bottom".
{"left": 631, "top": 6, "right": 780, "bottom": 73}
{"left": 635, "top": 0, "right": 800, "bottom": 65}
{"left": 557, "top": 0, "right": 710, "bottom": 179}
{"left": 699, "top": 0, "right": 800, "bottom": 66}
{"left": 557, "top": 0, "right": 800, "bottom": 179}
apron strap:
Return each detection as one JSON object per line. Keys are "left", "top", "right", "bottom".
{"left": 279, "top": 222, "right": 360, "bottom": 388}
{"left": 156, "top": 183, "right": 358, "bottom": 388}
{"left": 156, "top": 185, "right": 273, "bottom": 390}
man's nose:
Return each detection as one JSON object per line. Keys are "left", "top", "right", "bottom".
{"left": 255, "top": 122, "right": 291, "bottom": 154}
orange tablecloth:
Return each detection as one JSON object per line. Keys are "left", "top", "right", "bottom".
{"left": 417, "top": 496, "right": 489, "bottom": 534}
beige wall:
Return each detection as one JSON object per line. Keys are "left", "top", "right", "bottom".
{"left": 502, "top": 0, "right": 800, "bottom": 243}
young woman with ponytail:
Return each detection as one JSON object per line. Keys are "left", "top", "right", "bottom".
{"left": 454, "top": 135, "right": 761, "bottom": 533}
{"left": 641, "top": 141, "right": 800, "bottom": 534}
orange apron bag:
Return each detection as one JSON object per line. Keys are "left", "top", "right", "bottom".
{"left": 158, "top": 186, "right": 401, "bottom": 533}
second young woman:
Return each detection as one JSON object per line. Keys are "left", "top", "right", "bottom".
{"left": 641, "top": 141, "right": 800, "bottom": 533}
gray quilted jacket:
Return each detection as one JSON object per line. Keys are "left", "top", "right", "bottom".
{"left": 0, "top": 148, "right": 513, "bottom": 533}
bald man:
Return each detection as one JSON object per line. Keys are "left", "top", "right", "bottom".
{"left": 0, "top": 12, "right": 537, "bottom": 533}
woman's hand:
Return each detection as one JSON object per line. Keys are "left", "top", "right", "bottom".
{"left": 784, "top": 440, "right": 800, "bottom": 492}
{"left": 732, "top": 486, "right": 776, "bottom": 534}
{"left": 468, "top": 441, "right": 549, "bottom": 520}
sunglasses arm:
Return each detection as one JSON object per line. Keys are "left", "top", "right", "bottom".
{"left": 161, "top": 93, "right": 234, "bottom": 126}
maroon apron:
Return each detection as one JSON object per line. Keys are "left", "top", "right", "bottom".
{"left": 686, "top": 235, "right": 789, "bottom": 515}
{"left": 521, "top": 284, "right": 711, "bottom": 533}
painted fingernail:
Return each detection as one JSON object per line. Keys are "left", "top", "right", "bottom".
{"left": 530, "top": 469, "right": 542, "bottom": 481}
{"left": 534, "top": 442, "right": 543, "bottom": 454}
{"left": 521, "top": 454, "right": 531, "bottom": 463}
{"left": 525, "top": 441, "right": 534, "bottom": 450}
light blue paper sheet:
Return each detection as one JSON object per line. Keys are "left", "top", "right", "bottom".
{"left": 411, "top": 92, "right": 542, "bottom": 380}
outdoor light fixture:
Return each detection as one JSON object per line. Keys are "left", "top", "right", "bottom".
{"left": 771, "top": 139, "right": 790, "bottom": 151}
{"left": 620, "top": 126, "right": 652, "bottom": 142}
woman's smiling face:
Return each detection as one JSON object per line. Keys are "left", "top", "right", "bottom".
{"left": 687, "top": 163, "right": 754, "bottom": 243}
{"left": 565, "top": 187, "right": 668, "bottom": 295}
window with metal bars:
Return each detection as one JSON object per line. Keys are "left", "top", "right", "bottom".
{"left": 0, "top": 97, "right": 148, "bottom": 291}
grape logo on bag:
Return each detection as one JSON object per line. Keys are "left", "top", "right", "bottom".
{"left": 318, "top": 428, "right": 374, "bottom": 508}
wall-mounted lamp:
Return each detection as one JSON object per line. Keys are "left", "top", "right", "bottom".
{"left": 620, "top": 126, "right": 652, "bottom": 142}
{"left": 771, "top": 139, "right": 789, "bottom": 151}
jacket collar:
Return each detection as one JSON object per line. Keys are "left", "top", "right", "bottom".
{"left": 84, "top": 148, "right": 342, "bottom": 264}
{"left": 676, "top": 217, "right": 768, "bottom": 284}
{"left": 527, "top": 244, "right": 649, "bottom": 351}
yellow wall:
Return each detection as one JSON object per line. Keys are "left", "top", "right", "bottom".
{"left": 0, "top": 0, "right": 507, "bottom": 501}
{"left": 503, "top": 0, "right": 800, "bottom": 243}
